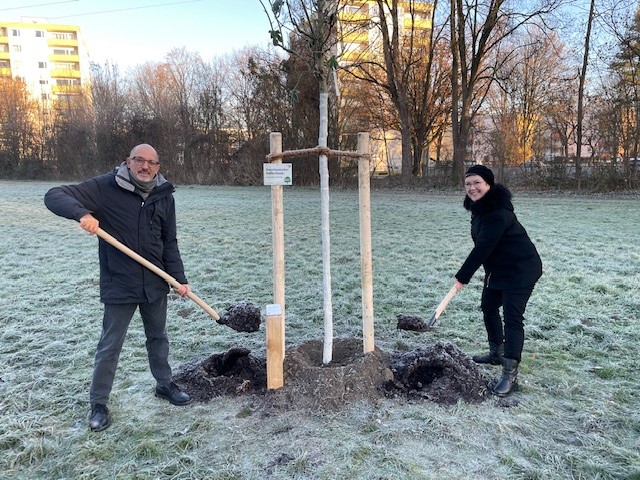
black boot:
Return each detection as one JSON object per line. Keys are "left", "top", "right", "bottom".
{"left": 492, "top": 358, "right": 519, "bottom": 396}
{"left": 472, "top": 342, "right": 504, "bottom": 365}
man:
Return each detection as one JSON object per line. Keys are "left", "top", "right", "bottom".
{"left": 45, "top": 144, "right": 191, "bottom": 432}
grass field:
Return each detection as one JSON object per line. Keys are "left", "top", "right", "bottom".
{"left": 1, "top": 180, "right": 639, "bottom": 479}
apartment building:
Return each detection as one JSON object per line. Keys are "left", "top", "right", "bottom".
{"left": 0, "top": 17, "right": 90, "bottom": 104}
{"left": 338, "top": 0, "right": 432, "bottom": 64}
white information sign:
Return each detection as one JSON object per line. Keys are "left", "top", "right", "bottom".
{"left": 263, "top": 163, "right": 292, "bottom": 186}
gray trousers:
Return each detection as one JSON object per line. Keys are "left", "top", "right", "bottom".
{"left": 90, "top": 296, "right": 172, "bottom": 405}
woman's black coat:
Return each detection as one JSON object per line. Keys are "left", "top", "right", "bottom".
{"left": 455, "top": 184, "right": 542, "bottom": 290}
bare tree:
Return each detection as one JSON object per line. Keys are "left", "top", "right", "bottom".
{"left": 341, "top": 0, "right": 452, "bottom": 179}
{"left": 575, "top": 0, "right": 597, "bottom": 189}
{"left": 487, "top": 27, "right": 570, "bottom": 170}
{"left": 0, "top": 77, "right": 39, "bottom": 177}
{"left": 90, "top": 61, "right": 130, "bottom": 171}
{"left": 448, "top": 0, "right": 560, "bottom": 183}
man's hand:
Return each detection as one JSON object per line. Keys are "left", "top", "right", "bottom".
{"left": 174, "top": 284, "right": 191, "bottom": 297}
{"left": 454, "top": 280, "right": 465, "bottom": 291}
{"left": 80, "top": 214, "right": 99, "bottom": 234}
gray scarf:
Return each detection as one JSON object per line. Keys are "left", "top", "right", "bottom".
{"left": 128, "top": 171, "right": 157, "bottom": 200}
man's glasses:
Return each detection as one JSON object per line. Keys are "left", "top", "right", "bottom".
{"left": 131, "top": 156, "right": 160, "bottom": 167}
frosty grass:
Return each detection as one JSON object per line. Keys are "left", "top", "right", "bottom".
{"left": 1, "top": 180, "right": 638, "bottom": 479}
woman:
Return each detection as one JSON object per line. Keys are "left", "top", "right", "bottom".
{"left": 454, "top": 165, "right": 542, "bottom": 396}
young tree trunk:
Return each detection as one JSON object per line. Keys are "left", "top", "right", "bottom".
{"left": 319, "top": 90, "right": 334, "bottom": 364}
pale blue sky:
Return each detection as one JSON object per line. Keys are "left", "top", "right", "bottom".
{"left": 4, "top": 0, "right": 273, "bottom": 69}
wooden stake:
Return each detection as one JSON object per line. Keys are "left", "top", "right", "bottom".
{"left": 270, "top": 132, "right": 286, "bottom": 355}
{"left": 266, "top": 304, "right": 284, "bottom": 390}
{"left": 358, "top": 133, "right": 374, "bottom": 353}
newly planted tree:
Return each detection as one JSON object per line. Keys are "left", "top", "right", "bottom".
{"left": 260, "top": 0, "right": 342, "bottom": 362}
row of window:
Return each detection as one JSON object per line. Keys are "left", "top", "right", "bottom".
{"left": 39, "top": 78, "right": 81, "bottom": 85}
{"left": 2, "top": 28, "right": 76, "bottom": 40}
{"left": 0, "top": 59, "right": 79, "bottom": 70}
{"left": 2, "top": 44, "right": 77, "bottom": 55}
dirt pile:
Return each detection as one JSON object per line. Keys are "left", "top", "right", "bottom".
{"left": 173, "top": 346, "right": 266, "bottom": 402}
{"left": 173, "top": 338, "right": 490, "bottom": 410}
{"left": 385, "top": 341, "right": 489, "bottom": 404}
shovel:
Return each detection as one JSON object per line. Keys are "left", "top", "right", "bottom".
{"left": 96, "top": 228, "right": 222, "bottom": 321}
{"left": 426, "top": 285, "right": 458, "bottom": 327}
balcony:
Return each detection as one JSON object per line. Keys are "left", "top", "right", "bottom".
{"left": 342, "top": 30, "right": 369, "bottom": 44}
{"left": 52, "top": 84, "right": 82, "bottom": 94}
{"left": 403, "top": 18, "right": 432, "bottom": 30}
{"left": 48, "top": 38, "right": 78, "bottom": 48}
{"left": 49, "top": 53, "right": 79, "bottom": 63}
{"left": 50, "top": 68, "right": 81, "bottom": 78}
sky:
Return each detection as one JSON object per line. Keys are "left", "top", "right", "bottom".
{"left": 4, "top": 0, "right": 275, "bottom": 70}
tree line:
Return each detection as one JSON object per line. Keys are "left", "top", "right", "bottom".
{"left": 1, "top": 0, "right": 640, "bottom": 189}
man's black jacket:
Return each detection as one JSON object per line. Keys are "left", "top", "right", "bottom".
{"left": 45, "top": 165, "right": 187, "bottom": 304}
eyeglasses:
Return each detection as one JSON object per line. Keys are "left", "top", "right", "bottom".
{"left": 464, "top": 180, "right": 486, "bottom": 189}
{"left": 131, "top": 156, "right": 160, "bottom": 167}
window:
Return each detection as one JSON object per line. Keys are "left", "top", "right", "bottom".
{"left": 35, "top": 30, "right": 45, "bottom": 38}
{"left": 12, "top": 45, "right": 21, "bottom": 52}
{"left": 56, "top": 78, "right": 80, "bottom": 86}
{"left": 53, "top": 62, "right": 77, "bottom": 70}
{"left": 53, "top": 48, "right": 76, "bottom": 55}
{"left": 38, "top": 61, "right": 47, "bottom": 68}
{"left": 39, "top": 79, "right": 48, "bottom": 85}
{"left": 52, "top": 32, "right": 75, "bottom": 40}
{"left": 11, "top": 29, "right": 20, "bottom": 37}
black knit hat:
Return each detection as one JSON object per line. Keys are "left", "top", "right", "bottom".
{"left": 465, "top": 164, "right": 494, "bottom": 186}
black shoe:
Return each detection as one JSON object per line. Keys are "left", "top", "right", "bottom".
{"left": 89, "top": 403, "right": 110, "bottom": 432}
{"left": 492, "top": 358, "right": 519, "bottom": 396}
{"left": 155, "top": 382, "right": 191, "bottom": 406}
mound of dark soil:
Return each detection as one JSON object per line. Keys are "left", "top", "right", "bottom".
{"left": 173, "top": 338, "right": 490, "bottom": 410}
{"left": 173, "top": 346, "right": 266, "bottom": 402}
{"left": 385, "top": 341, "right": 489, "bottom": 404}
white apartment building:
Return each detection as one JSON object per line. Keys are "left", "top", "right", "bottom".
{"left": 0, "top": 17, "right": 91, "bottom": 104}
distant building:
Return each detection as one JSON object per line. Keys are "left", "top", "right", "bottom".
{"left": 0, "top": 17, "right": 90, "bottom": 104}
{"left": 337, "top": 1, "right": 434, "bottom": 175}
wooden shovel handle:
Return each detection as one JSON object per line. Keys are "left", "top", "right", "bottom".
{"left": 434, "top": 286, "right": 458, "bottom": 320}
{"left": 427, "top": 285, "right": 458, "bottom": 326}
{"left": 96, "top": 227, "right": 220, "bottom": 321}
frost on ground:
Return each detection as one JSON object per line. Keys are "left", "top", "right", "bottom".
{"left": 173, "top": 338, "right": 489, "bottom": 409}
